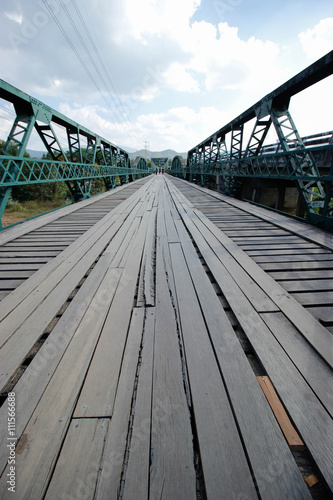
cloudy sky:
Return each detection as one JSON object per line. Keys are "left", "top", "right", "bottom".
{"left": 0, "top": 0, "right": 332, "bottom": 153}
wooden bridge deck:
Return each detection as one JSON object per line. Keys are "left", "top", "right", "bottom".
{"left": 0, "top": 175, "right": 332, "bottom": 499}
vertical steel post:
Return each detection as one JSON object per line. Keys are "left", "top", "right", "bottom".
{"left": 0, "top": 111, "right": 36, "bottom": 228}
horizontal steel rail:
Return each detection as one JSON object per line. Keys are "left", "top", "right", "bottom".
{"left": 0, "top": 80, "right": 153, "bottom": 228}
{"left": 0, "top": 156, "right": 149, "bottom": 187}
{"left": 176, "top": 51, "right": 333, "bottom": 230}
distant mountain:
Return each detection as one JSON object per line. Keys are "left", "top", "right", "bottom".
{"left": 25, "top": 147, "right": 187, "bottom": 162}
{"left": 128, "top": 149, "right": 187, "bottom": 160}
{"left": 120, "top": 145, "right": 137, "bottom": 153}
{"left": 27, "top": 149, "right": 46, "bottom": 158}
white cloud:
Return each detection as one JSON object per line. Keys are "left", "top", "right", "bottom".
{"left": 184, "top": 21, "right": 281, "bottom": 96}
{"left": 163, "top": 63, "right": 199, "bottom": 92}
{"left": 56, "top": 103, "right": 229, "bottom": 151}
{"left": 0, "top": 1, "right": 331, "bottom": 156}
{"left": 299, "top": 18, "right": 333, "bottom": 60}
{"left": 5, "top": 11, "right": 23, "bottom": 24}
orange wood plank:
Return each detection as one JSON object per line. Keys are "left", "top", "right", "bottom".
{"left": 257, "top": 376, "right": 305, "bottom": 449}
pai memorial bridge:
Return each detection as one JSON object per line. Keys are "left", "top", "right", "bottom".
{"left": 0, "top": 52, "right": 332, "bottom": 499}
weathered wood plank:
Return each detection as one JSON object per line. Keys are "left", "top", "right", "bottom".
{"left": 136, "top": 207, "right": 157, "bottom": 307}
{"left": 257, "top": 376, "right": 305, "bottom": 449}
{"left": 270, "top": 270, "right": 333, "bottom": 280}
{"left": 0, "top": 184, "right": 145, "bottom": 339}
{"left": 290, "top": 291, "right": 333, "bottom": 306}
{"left": 121, "top": 309, "right": 155, "bottom": 500}
{"left": 0, "top": 279, "right": 25, "bottom": 289}
{"left": 0, "top": 267, "right": 122, "bottom": 499}
{"left": 94, "top": 308, "right": 146, "bottom": 499}
{"left": 171, "top": 177, "right": 333, "bottom": 250}
{"left": 260, "top": 312, "right": 333, "bottom": 415}
{"left": 0, "top": 242, "right": 131, "bottom": 475}
{"left": 253, "top": 253, "right": 333, "bottom": 263}
{"left": 0, "top": 176, "right": 151, "bottom": 246}
{"left": 0, "top": 270, "right": 37, "bottom": 278}
{"left": 169, "top": 242, "right": 258, "bottom": 499}
{"left": 169, "top": 185, "right": 278, "bottom": 315}
{"left": 169, "top": 182, "right": 333, "bottom": 368}
{"left": 260, "top": 261, "right": 333, "bottom": 271}
{"left": 174, "top": 218, "right": 311, "bottom": 498}
{"left": 73, "top": 211, "right": 151, "bottom": 418}
{"left": 44, "top": 419, "right": 109, "bottom": 500}
{"left": 167, "top": 178, "right": 333, "bottom": 489}
{"left": 306, "top": 306, "right": 333, "bottom": 323}
{"left": 149, "top": 218, "right": 196, "bottom": 500}
{"left": 280, "top": 279, "right": 333, "bottom": 292}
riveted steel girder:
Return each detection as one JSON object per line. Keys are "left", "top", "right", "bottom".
{"left": 0, "top": 79, "right": 153, "bottom": 227}
{"left": 182, "top": 51, "right": 333, "bottom": 229}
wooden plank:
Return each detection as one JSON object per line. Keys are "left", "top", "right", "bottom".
{"left": 253, "top": 253, "right": 333, "bottom": 263}
{"left": 121, "top": 309, "right": 155, "bottom": 500}
{"left": 136, "top": 207, "right": 157, "bottom": 307}
{"left": 0, "top": 246, "right": 126, "bottom": 475}
{"left": 305, "top": 474, "right": 319, "bottom": 488}
{"left": 306, "top": 306, "right": 333, "bottom": 323}
{"left": 167, "top": 179, "right": 333, "bottom": 489}
{"left": 44, "top": 419, "right": 109, "bottom": 500}
{"left": 171, "top": 176, "right": 333, "bottom": 250}
{"left": 0, "top": 176, "right": 152, "bottom": 246}
{"left": 0, "top": 183, "right": 144, "bottom": 331}
{"left": 0, "top": 279, "right": 25, "bottom": 289}
{"left": 257, "top": 376, "right": 305, "bottom": 449}
{"left": 247, "top": 247, "right": 327, "bottom": 255}
{"left": 169, "top": 182, "right": 333, "bottom": 368}
{"left": 110, "top": 216, "right": 141, "bottom": 268}
{"left": 0, "top": 251, "right": 74, "bottom": 257}
{"left": 169, "top": 242, "right": 258, "bottom": 499}
{"left": 0, "top": 264, "right": 41, "bottom": 270}
{"left": 0, "top": 267, "right": 123, "bottom": 499}
{"left": 0, "top": 271, "right": 38, "bottom": 279}
{"left": 73, "top": 211, "right": 151, "bottom": 418}
{"left": 290, "top": 291, "right": 333, "bottom": 306}
{"left": 168, "top": 185, "right": 278, "bottom": 314}
{"left": 260, "top": 312, "right": 333, "bottom": 415}
{"left": 270, "top": 270, "right": 333, "bottom": 280}
{"left": 0, "top": 192, "right": 146, "bottom": 393}
{"left": 259, "top": 260, "right": 333, "bottom": 271}
{"left": 173, "top": 218, "right": 310, "bottom": 499}
{"left": 149, "top": 225, "right": 196, "bottom": 499}
{"left": 279, "top": 279, "right": 333, "bottom": 292}
{"left": 94, "top": 309, "right": 147, "bottom": 499}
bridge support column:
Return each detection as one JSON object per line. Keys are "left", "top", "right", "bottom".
{"left": 276, "top": 186, "right": 286, "bottom": 211}
{"left": 0, "top": 110, "right": 36, "bottom": 229}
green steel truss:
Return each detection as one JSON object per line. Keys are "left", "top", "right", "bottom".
{"left": 170, "top": 155, "right": 186, "bottom": 177}
{"left": 151, "top": 157, "right": 168, "bottom": 171}
{"left": 174, "top": 51, "right": 333, "bottom": 230}
{"left": 0, "top": 80, "right": 152, "bottom": 229}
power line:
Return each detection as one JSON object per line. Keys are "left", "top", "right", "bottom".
{"left": 42, "top": 0, "right": 144, "bottom": 148}
{"left": 41, "top": 0, "right": 135, "bottom": 145}
{"left": 70, "top": 0, "right": 143, "bottom": 149}
{"left": 71, "top": 0, "right": 123, "bottom": 104}
{"left": 59, "top": 0, "right": 126, "bottom": 125}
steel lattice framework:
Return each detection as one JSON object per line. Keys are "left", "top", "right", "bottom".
{"left": 151, "top": 157, "right": 169, "bottom": 172}
{"left": 0, "top": 80, "right": 152, "bottom": 229}
{"left": 171, "top": 51, "right": 333, "bottom": 230}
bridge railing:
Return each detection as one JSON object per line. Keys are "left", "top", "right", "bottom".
{"left": 0, "top": 155, "right": 149, "bottom": 187}
{"left": 0, "top": 79, "right": 153, "bottom": 229}
{"left": 170, "top": 51, "right": 333, "bottom": 230}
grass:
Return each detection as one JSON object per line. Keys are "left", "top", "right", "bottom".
{"left": 2, "top": 200, "right": 70, "bottom": 228}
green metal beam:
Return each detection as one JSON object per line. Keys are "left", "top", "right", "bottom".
{"left": 0, "top": 79, "right": 153, "bottom": 228}
{"left": 183, "top": 52, "right": 333, "bottom": 230}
